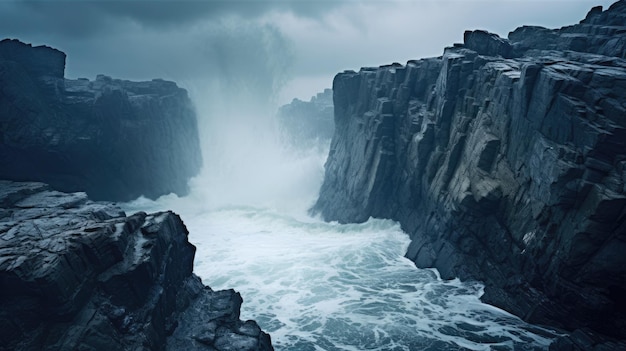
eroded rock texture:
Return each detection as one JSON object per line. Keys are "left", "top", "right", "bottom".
{"left": 313, "top": 1, "right": 626, "bottom": 346}
{"left": 0, "top": 39, "right": 202, "bottom": 202}
{"left": 0, "top": 181, "right": 272, "bottom": 351}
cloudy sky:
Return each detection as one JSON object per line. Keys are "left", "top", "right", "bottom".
{"left": 0, "top": 0, "right": 616, "bottom": 106}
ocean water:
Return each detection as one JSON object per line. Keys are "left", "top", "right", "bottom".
{"left": 123, "top": 147, "right": 558, "bottom": 351}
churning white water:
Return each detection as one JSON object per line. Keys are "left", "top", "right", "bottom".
{"left": 124, "top": 147, "right": 558, "bottom": 351}
{"left": 123, "top": 82, "right": 558, "bottom": 349}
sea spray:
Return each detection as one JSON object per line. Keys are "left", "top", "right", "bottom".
{"left": 122, "top": 34, "right": 558, "bottom": 348}
{"left": 123, "top": 197, "right": 558, "bottom": 350}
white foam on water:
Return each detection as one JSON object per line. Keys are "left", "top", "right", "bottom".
{"left": 124, "top": 197, "right": 558, "bottom": 351}
{"left": 121, "top": 89, "right": 558, "bottom": 349}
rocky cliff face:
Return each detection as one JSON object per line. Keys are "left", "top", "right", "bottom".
{"left": 313, "top": 0, "right": 626, "bottom": 345}
{"left": 0, "top": 39, "right": 202, "bottom": 202}
{"left": 0, "top": 180, "right": 273, "bottom": 351}
{"left": 277, "top": 88, "right": 334, "bottom": 148}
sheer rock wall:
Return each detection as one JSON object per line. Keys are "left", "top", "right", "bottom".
{"left": 313, "top": 1, "right": 626, "bottom": 343}
{"left": 0, "top": 39, "right": 202, "bottom": 201}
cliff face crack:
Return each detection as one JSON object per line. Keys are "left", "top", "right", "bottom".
{"left": 312, "top": 1, "right": 626, "bottom": 345}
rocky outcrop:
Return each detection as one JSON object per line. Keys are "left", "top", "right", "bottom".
{"left": 0, "top": 39, "right": 202, "bottom": 202}
{"left": 313, "top": 0, "right": 626, "bottom": 346}
{"left": 0, "top": 180, "right": 272, "bottom": 351}
{"left": 277, "top": 88, "right": 334, "bottom": 148}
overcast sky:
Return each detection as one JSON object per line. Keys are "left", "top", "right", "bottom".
{"left": 0, "top": 0, "right": 616, "bottom": 106}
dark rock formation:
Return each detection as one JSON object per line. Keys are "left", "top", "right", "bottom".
{"left": 313, "top": 0, "right": 626, "bottom": 346}
{"left": 277, "top": 88, "right": 334, "bottom": 148}
{"left": 0, "top": 39, "right": 202, "bottom": 202}
{"left": 550, "top": 328, "right": 626, "bottom": 351}
{"left": 0, "top": 180, "right": 272, "bottom": 351}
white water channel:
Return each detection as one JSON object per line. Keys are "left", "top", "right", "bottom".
{"left": 124, "top": 143, "right": 558, "bottom": 351}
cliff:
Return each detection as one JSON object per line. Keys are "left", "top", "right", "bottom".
{"left": 0, "top": 39, "right": 202, "bottom": 202}
{"left": 0, "top": 180, "right": 273, "bottom": 351}
{"left": 313, "top": 0, "right": 626, "bottom": 346}
{"left": 277, "top": 88, "right": 334, "bottom": 148}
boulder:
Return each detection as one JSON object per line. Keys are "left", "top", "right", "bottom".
{"left": 0, "top": 180, "right": 272, "bottom": 351}
{"left": 464, "top": 30, "right": 513, "bottom": 58}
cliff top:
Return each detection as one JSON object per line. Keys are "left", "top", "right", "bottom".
{"left": 0, "top": 38, "right": 66, "bottom": 79}
{"left": 0, "top": 38, "right": 185, "bottom": 97}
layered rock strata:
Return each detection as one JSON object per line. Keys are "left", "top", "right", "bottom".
{"left": 0, "top": 39, "right": 202, "bottom": 202}
{"left": 0, "top": 180, "right": 272, "bottom": 351}
{"left": 313, "top": 0, "right": 626, "bottom": 345}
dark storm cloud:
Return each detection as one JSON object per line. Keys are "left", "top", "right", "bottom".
{"left": 1, "top": 0, "right": 617, "bottom": 105}
{"left": 0, "top": 0, "right": 345, "bottom": 39}
{"left": 93, "top": 0, "right": 342, "bottom": 25}
{"left": 0, "top": 0, "right": 298, "bottom": 98}
{"left": 0, "top": 1, "right": 115, "bottom": 38}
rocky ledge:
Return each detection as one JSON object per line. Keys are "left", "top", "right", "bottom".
{"left": 0, "top": 180, "right": 272, "bottom": 351}
{"left": 313, "top": 0, "right": 626, "bottom": 348}
{"left": 0, "top": 39, "right": 202, "bottom": 202}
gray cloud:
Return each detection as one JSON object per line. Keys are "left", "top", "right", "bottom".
{"left": 0, "top": 0, "right": 346, "bottom": 39}
{"left": 0, "top": 1, "right": 139, "bottom": 38}
{"left": 0, "top": 0, "right": 618, "bottom": 106}
{"left": 92, "top": 0, "right": 337, "bottom": 24}
{"left": 200, "top": 22, "right": 294, "bottom": 105}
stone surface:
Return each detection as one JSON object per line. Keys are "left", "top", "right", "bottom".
{"left": 550, "top": 329, "right": 626, "bottom": 351}
{"left": 0, "top": 180, "right": 273, "bottom": 351}
{"left": 0, "top": 39, "right": 202, "bottom": 202}
{"left": 312, "top": 0, "right": 626, "bottom": 347}
{"left": 277, "top": 88, "right": 334, "bottom": 148}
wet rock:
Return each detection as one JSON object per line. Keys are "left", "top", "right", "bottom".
{"left": 0, "top": 39, "right": 202, "bottom": 202}
{"left": 0, "top": 181, "right": 273, "bottom": 351}
{"left": 550, "top": 329, "right": 626, "bottom": 351}
{"left": 312, "top": 0, "right": 626, "bottom": 347}
{"left": 464, "top": 30, "right": 512, "bottom": 58}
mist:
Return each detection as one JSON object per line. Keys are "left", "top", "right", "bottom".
{"left": 1, "top": 0, "right": 611, "bottom": 212}
{"left": 0, "top": 0, "right": 615, "bottom": 212}
{"left": 174, "top": 20, "right": 330, "bottom": 214}
{"left": 4, "top": 1, "right": 620, "bottom": 349}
